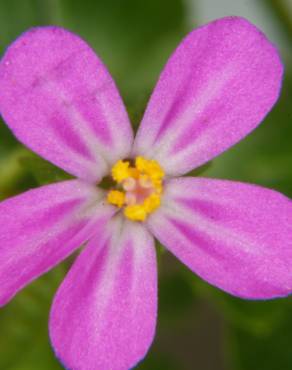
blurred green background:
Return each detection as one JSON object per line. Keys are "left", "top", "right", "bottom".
{"left": 0, "top": 0, "right": 292, "bottom": 369}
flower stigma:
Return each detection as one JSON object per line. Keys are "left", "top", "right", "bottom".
{"left": 107, "top": 156, "right": 165, "bottom": 222}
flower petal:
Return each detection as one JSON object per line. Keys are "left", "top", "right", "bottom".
{"left": 148, "top": 177, "right": 292, "bottom": 299}
{"left": 50, "top": 215, "right": 157, "bottom": 370}
{"left": 0, "top": 27, "right": 133, "bottom": 182}
{"left": 133, "top": 17, "right": 283, "bottom": 176}
{"left": 0, "top": 180, "right": 114, "bottom": 305}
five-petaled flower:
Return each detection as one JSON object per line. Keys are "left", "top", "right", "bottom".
{"left": 0, "top": 16, "right": 292, "bottom": 370}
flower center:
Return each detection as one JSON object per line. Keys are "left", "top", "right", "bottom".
{"left": 107, "top": 156, "right": 165, "bottom": 222}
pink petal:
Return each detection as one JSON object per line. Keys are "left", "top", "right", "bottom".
{"left": 0, "top": 180, "right": 115, "bottom": 305}
{"left": 50, "top": 216, "right": 157, "bottom": 370}
{"left": 0, "top": 27, "right": 133, "bottom": 182}
{"left": 133, "top": 17, "right": 283, "bottom": 176}
{"left": 148, "top": 177, "right": 292, "bottom": 299}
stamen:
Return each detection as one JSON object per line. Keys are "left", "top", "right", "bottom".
{"left": 107, "top": 190, "right": 125, "bottom": 208}
{"left": 124, "top": 205, "right": 147, "bottom": 222}
{"left": 107, "top": 156, "right": 165, "bottom": 221}
{"left": 111, "top": 160, "right": 130, "bottom": 183}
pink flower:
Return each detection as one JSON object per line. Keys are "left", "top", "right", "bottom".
{"left": 0, "top": 16, "right": 291, "bottom": 370}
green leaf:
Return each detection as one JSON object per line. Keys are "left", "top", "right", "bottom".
{"left": 194, "top": 277, "right": 292, "bottom": 335}
{"left": 0, "top": 0, "right": 62, "bottom": 53}
{"left": 228, "top": 304, "right": 292, "bottom": 370}
{"left": 0, "top": 265, "right": 66, "bottom": 370}
{"left": 159, "top": 271, "right": 195, "bottom": 324}
{"left": 19, "top": 152, "right": 73, "bottom": 186}
{"left": 0, "top": 147, "right": 37, "bottom": 200}
{"left": 59, "top": 0, "right": 188, "bottom": 115}
{"left": 193, "top": 277, "right": 292, "bottom": 370}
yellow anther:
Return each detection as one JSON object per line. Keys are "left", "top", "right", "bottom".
{"left": 124, "top": 205, "right": 147, "bottom": 222}
{"left": 135, "top": 156, "right": 164, "bottom": 182}
{"left": 107, "top": 190, "right": 125, "bottom": 208}
{"left": 143, "top": 193, "right": 161, "bottom": 213}
{"left": 111, "top": 160, "right": 130, "bottom": 183}
{"left": 107, "top": 156, "right": 165, "bottom": 222}
{"left": 135, "top": 156, "right": 149, "bottom": 172}
{"left": 152, "top": 179, "right": 163, "bottom": 192}
{"left": 128, "top": 167, "right": 139, "bottom": 179}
